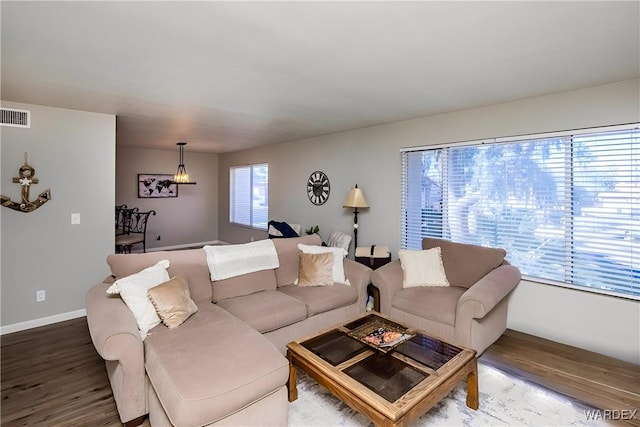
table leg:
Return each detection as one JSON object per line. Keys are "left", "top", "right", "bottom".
{"left": 287, "top": 352, "right": 298, "bottom": 402}
{"left": 466, "top": 358, "right": 479, "bottom": 410}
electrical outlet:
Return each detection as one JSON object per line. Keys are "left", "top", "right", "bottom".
{"left": 71, "top": 213, "right": 81, "bottom": 225}
{"left": 156, "top": 234, "right": 161, "bottom": 241}
{"left": 36, "top": 290, "right": 46, "bottom": 302}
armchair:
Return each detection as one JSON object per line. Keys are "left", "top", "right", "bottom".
{"left": 371, "top": 238, "right": 521, "bottom": 354}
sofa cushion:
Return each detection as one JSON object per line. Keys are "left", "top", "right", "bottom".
{"left": 279, "top": 284, "right": 358, "bottom": 317}
{"left": 422, "top": 238, "right": 506, "bottom": 289}
{"left": 107, "top": 249, "right": 212, "bottom": 302}
{"left": 216, "top": 290, "right": 308, "bottom": 333}
{"left": 144, "top": 303, "right": 289, "bottom": 427}
{"left": 211, "top": 269, "right": 277, "bottom": 303}
{"left": 272, "top": 234, "right": 323, "bottom": 286}
{"left": 391, "top": 286, "right": 466, "bottom": 326}
{"left": 398, "top": 247, "right": 450, "bottom": 288}
{"left": 297, "top": 251, "right": 334, "bottom": 287}
{"left": 147, "top": 276, "right": 198, "bottom": 329}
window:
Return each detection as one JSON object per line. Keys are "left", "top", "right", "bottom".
{"left": 401, "top": 124, "right": 639, "bottom": 299}
{"left": 230, "top": 163, "right": 268, "bottom": 229}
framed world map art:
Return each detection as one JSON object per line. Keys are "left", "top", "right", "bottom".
{"left": 138, "top": 174, "right": 178, "bottom": 198}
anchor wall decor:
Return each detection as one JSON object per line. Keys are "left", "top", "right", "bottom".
{"left": 1, "top": 153, "right": 51, "bottom": 213}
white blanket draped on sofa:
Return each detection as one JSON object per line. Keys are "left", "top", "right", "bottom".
{"left": 204, "top": 239, "right": 280, "bottom": 280}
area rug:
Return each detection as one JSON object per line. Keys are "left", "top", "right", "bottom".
{"left": 287, "top": 361, "right": 607, "bottom": 426}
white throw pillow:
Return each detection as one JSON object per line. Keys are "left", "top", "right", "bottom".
{"left": 297, "top": 244, "right": 349, "bottom": 285}
{"left": 398, "top": 247, "right": 450, "bottom": 288}
{"left": 106, "top": 259, "right": 171, "bottom": 339}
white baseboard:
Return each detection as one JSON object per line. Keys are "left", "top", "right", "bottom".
{"left": 0, "top": 309, "right": 87, "bottom": 335}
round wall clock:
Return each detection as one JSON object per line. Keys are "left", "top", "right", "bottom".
{"left": 307, "top": 171, "right": 330, "bottom": 205}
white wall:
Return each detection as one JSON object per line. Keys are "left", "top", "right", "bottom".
{"left": 219, "top": 79, "right": 640, "bottom": 364}
{"left": 508, "top": 280, "right": 639, "bottom": 363}
{"left": 116, "top": 146, "right": 219, "bottom": 249}
{"left": 1, "top": 102, "right": 115, "bottom": 330}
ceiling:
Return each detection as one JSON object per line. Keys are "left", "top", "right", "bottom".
{"left": 2, "top": 1, "right": 638, "bottom": 154}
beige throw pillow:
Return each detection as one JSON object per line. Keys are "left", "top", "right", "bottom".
{"left": 297, "top": 243, "right": 349, "bottom": 284}
{"left": 398, "top": 247, "right": 451, "bottom": 288}
{"left": 297, "top": 252, "right": 334, "bottom": 287}
{"left": 147, "top": 276, "right": 198, "bottom": 329}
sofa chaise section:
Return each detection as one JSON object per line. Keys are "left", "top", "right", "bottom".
{"left": 144, "top": 303, "right": 289, "bottom": 427}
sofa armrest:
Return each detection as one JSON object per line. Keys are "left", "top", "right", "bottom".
{"left": 344, "top": 258, "right": 372, "bottom": 308}
{"left": 86, "top": 283, "right": 143, "bottom": 359}
{"left": 370, "top": 260, "right": 404, "bottom": 315}
{"left": 456, "top": 264, "right": 521, "bottom": 321}
{"left": 86, "top": 282, "right": 147, "bottom": 423}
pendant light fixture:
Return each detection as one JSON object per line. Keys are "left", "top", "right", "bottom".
{"left": 173, "top": 142, "right": 196, "bottom": 185}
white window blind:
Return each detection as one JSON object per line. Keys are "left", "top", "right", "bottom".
{"left": 230, "top": 163, "right": 268, "bottom": 229}
{"left": 401, "top": 125, "right": 639, "bottom": 299}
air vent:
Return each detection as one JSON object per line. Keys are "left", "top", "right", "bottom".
{"left": 1, "top": 108, "right": 31, "bottom": 128}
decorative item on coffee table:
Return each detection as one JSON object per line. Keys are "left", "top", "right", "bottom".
{"left": 348, "top": 316, "right": 414, "bottom": 353}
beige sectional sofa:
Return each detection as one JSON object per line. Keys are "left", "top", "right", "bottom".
{"left": 86, "top": 234, "right": 371, "bottom": 426}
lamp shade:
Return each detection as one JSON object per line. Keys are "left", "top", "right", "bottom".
{"left": 343, "top": 186, "right": 369, "bottom": 209}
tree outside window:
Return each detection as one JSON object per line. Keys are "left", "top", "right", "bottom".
{"left": 402, "top": 125, "right": 639, "bottom": 299}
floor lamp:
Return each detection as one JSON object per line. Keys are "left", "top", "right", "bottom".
{"left": 343, "top": 184, "right": 369, "bottom": 253}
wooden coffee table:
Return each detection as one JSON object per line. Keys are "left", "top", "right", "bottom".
{"left": 287, "top": 313, "right": 478, "bottom": 427}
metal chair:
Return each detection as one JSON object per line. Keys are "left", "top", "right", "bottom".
{"left": 115, "top": 209, "right": 156, "bottom": 253}
{"left": 115, "top": 204, "right": 128, "bottom": 236}
{"left": 116, "top": 206, "right": 138, "bottom": 239}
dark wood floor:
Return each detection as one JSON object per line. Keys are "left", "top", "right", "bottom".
{"left": 1, "top": 317, "right": 639, "bottom": 426}
{"left": 483, "top": 330, "right": 640, "bottom": 427}
{"left": 1, "top": 318, "right": 120, "bottom": 426}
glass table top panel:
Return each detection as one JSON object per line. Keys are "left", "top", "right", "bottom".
{"left": 394, "top": 334, "right": 463, "bottom": 371}
{"left": 344, "top": 352, "right": 428, "bottom": 403}
{"left": 301, "top": 329, "right": 368, "bottom": 366}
